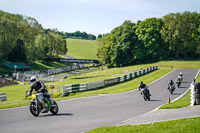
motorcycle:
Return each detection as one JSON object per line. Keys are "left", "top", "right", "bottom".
{"left": 29, "top": 93, "right": 59, "bottom": 116}
{"left": 176, "top": 78, "right": 181, "bottom": 88}
{"left": 169, "top": 85, "right": 175, "bottom": 94}
{"left": 140, "top": 87, "right": 151, "bottom": 101}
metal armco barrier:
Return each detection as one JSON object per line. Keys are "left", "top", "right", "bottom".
{"left": 190, "top": 82, "right": 200, "bottom": 105}
{"left": 0, "top": 92, "right": 7, "bottom": 101}
{"left": 63, "top": 66, "right": 158, "bottom": 96}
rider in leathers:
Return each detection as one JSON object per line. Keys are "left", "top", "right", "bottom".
{"left": 28, "top": 76, "right": 53, "bottom": 104}
{"left": 138, "top": 81, "right": 151, "bottom": 96}
{"left": 168, "top": 79, "right": 175, "bottom": 90}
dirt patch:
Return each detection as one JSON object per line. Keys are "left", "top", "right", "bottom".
{"left": 0, "top": 78, "right": 18, "bottom": 86}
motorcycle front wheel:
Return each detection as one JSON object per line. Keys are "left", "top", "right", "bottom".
{"left": 29, "top": 102, "right": 40, "bottom": 116}
{"left": 50, "top": 101, "right": 59, "bottom": 114}
{"left": 170, "top": 89, "right": 173, "bottom": 94}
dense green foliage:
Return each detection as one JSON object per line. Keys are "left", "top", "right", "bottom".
{"left": 98, "top": 11, "right": 200, "bottom": 67}
{"left": 0, "top": 10, "right": 67, "bottom": 62}
{"left": 65, "top": 31, "right": 96, "bottom": 40}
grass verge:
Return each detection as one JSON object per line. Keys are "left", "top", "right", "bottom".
{"left": 86, "top": 117, "right": 200, "bottom": 133}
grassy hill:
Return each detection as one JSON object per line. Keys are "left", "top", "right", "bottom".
{"left": 66, "top": 39, "right": 99, "bottom": 59}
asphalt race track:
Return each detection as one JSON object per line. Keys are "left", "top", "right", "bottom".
{"left": 0, "top": 69, "right": 198, "bottom": 133}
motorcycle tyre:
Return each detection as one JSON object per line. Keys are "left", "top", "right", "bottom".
{"left": 147, "top": 96, "right": 151, "bottom": 101}
{"left": 29, "top": 102, "right": 40, "bottom": 117}
{"left": 143, "top": 95, "right": 147, "bottom": 101}
{"left": 50, "top": 101, "right": 59, "bottom": 114}
{"left": 170, "top": 89, "right": 173, "bottom": 94}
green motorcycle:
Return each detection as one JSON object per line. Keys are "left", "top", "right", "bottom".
{"left": 29, "top": 93, "right": 59, "bottom": 116}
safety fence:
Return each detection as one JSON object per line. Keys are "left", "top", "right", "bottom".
{"left": 63, "top": 66, "right": 158, "bottom": 96}
{"left": 16, "top": 63, "right": 88, "bottom": 82}
{"left": 0, "top": 92, "right": 7, "bottom": 101}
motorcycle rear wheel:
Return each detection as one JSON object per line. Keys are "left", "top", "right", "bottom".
{"left": 50, "top": 101, "right": 59, "bottom": 114}
{"left": 29, "top": 102, "right": 40, "bottom": 116}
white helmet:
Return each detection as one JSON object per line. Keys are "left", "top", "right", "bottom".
{"left": 30, "top": 76, "right": 37, "bottom": 82}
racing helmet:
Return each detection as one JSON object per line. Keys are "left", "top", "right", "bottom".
{"left": 140, "top": 81, "right": 143, "bottom": 84}
{"left": 30, "top": 76, "right": 37, "bottom": 82}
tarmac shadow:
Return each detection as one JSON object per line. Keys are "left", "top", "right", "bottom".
{"left": 177, "top": 86, "right": 186, "bottom": 88}
{"left": 40, "top": 113, "right": 74, "bottom": 117}
{"left": 149, "top": 99, "right": 162, "bottom": 102}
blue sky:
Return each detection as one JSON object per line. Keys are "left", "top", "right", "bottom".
{"left": 1, "top": 0, "right": 200, "bottom": 36}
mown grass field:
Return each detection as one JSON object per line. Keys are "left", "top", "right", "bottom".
{"left": 86, "top": 117, "right": 200, "bottom": 133}
{"left": 66, "top": 39, "right": 99, "bottom": 59}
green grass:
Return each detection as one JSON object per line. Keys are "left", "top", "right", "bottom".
{"left": 30, "top": 61, "right": 69, "bottom": 71}
{"left": 86, "top": 117, "right": 200, "bottom": 133}
{"left": 66, "top": 39, "right": 98, "bottom": 59}
{"left": 0, "top": 61, "right": 69, "bottom": 75}
{"left": 154, "top": 61, "right": 200, "bottom": 69}
{"left": 160, "top": 91, "right": 191, "bottom": 109}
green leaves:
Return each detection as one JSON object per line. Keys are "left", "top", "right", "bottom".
{"left": 0, "top": 10, "right": 67, "bottom": 62}
{"left": 97, "top": 11, "right": 200, "bottom": 67}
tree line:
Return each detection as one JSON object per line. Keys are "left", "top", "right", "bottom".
{"left": 65, "top": 31, "right": 96, "bottom": 40}
{"left": 0, "top": 10, "right": 67, "bottom": 62}
{"left": 97, "top": 11, "right": 200, "bottom": 67}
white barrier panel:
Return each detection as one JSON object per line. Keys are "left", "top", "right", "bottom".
{"left": 87, "top": 81, "right": 104, "bottom": 90}
{"left": 63, "top": 85, "right": 72, "bottom": 95}
{"left": 0, "top": 92, "right": 7, "bottom": 101}
{"left": 190, "top": 84, "right": 195, "bottom": 106}
{"left": 80, "top": 83, "right": 87, "bottom": 91}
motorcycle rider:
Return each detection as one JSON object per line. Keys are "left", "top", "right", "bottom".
{"left": 138, "top": 81, "right": 151, "bottom": 96}
{"left": 168, "top": 79, "right": 175, "bottom": 90}
{"left": 178, "top": 72, "right": 183, "bottom": 81}
{"left": 28, "top": 76, "right": 54, "bottom": 105}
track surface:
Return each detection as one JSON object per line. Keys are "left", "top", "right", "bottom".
{"left": 0, "top": 69, "right": 198, "bottom": 133}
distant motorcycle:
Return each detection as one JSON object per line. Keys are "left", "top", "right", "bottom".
{"left": 176, "top": 78, "right": 181, "bottom": 88}
{"left": 169, "top": 85, "right": 175, "bottom": 94}
{"left": 29, "top": 93, "right": 59, "bottom": 116}
{"left": 140, "top": 87, "right": 151, "bottom": 101}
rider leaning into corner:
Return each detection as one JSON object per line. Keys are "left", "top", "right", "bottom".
{"left": 138, "top": 81, "right": 151, "bottom": 96}
{"left": 28, "top": 76, "right": 54, "bottom": 104}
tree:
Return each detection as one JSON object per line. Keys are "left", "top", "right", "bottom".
{"left": 135, "top": 18, "right": 164, "bottom": 62}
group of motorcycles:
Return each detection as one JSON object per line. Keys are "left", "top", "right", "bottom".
{"left": 140, "top": 73, "right": 183, "bottom": 101}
